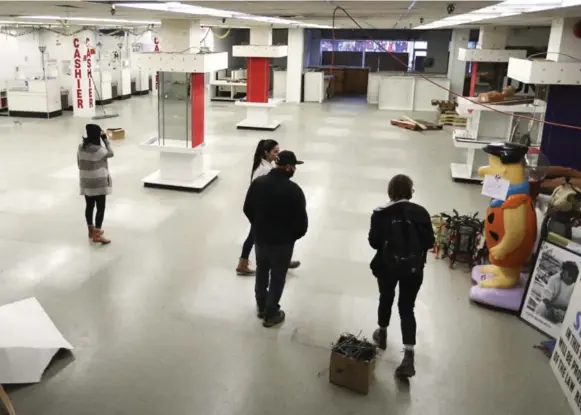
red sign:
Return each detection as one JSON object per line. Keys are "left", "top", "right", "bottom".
{"left": 72, "top": 37, "right": 94, "bottom": 110}
{"left": 73, "top": 37, "right": 83, "bottom": 109}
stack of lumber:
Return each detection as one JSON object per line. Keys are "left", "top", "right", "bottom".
{"left": 391, "top": 116, "right": 443, "bottom": 132}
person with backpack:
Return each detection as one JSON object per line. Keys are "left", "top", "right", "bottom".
{"left": 368, "top": 174, "right": 435, "bottom": 379}
{"left": 236, "top": 139, "right": 301, "bottom": 276}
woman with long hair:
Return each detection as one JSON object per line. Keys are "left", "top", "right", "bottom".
{"left": 236, "top": 139, "right": 301, "bottom": 275}
{"left": 78, "top": 124, "right": 114, "bottom": 244}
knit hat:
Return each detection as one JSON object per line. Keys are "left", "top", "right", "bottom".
{"left": 85, "top": 124, "right": 102, "bottom": 139}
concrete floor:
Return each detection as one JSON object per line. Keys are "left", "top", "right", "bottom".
{"left": 0, "top": 96, "right": 570, "bottom": 414}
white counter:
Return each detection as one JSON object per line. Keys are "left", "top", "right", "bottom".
{"left": 93, "top": 70, "right": 112, "bottom": 104}
{"left": 377, "top": 74, "right": 450, "bottom": 112}
{"left": 304, "top": 72, "right": 330, "bottom": 103}
{"left": 272, "top": 70, "right": 286, "bottom": 100}
{"left": 7, "top": 79, "right": 61, "bottom": 118}
{"left": 134, "top": 70, "right": 149, "bottom": 95}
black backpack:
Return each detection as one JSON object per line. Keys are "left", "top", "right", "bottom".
{"left": 381, "top": 211, "right": 424, "bottom": 273}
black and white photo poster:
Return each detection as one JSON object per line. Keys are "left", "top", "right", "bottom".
{"left": 551, "top": 280, "right": 581, "bottom": 415}
{"left": 520, "top": 241, "right": 581, "bottom": 338}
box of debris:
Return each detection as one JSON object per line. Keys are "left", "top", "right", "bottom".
{"left": 106, "top": 128, "right": 125, "bottom": 140}
{"left": 329, "top": 333, "right": 377, "bottom": 395}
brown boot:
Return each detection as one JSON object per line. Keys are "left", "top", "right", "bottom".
{"left": 236, "top": 258, "right": 255, "bottom": 276}
{"left": 92, "top": 229, "right": 111, "bottom": 245}
{"left": 88, "top": 225, "right": 95, "bottom": 239}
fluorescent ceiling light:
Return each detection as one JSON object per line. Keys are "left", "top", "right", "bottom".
{"left": 20, "top": 16, "right": 160, "bottom": 25}
{"left": 414, "top": 0, "right": 581, "bottom": 29}
{"left": 115, "top": 2, "right": 331, "bottom": 28}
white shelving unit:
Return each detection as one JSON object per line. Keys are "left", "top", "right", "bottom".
{"left": 209, "top": 79, "right": 247, "bottom": 102}
{"left": 451, "top": 98, "right": 546, "bottom": 182}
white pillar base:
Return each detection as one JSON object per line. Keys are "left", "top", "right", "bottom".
{"left": 234, "top": 100, "right": 281, "bottom": 131}
{"left": 141, "top": 138, "right": 219, "bottom": 192}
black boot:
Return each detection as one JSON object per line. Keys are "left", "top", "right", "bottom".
{"left": 395, "top": 349, "right": 416, "bottom": 379}
{"left": 289, "top": 260, "right": 301, "bottom": 269}
{"left": 263, "top": 310, "right": 286, "bottom": 328}
{"left": 372, "top": 328, "right": 387, "bottom": 350}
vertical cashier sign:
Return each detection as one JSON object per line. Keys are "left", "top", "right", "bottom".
{"left": 73, "top": 37, "right": 94, "bottom": 110}
{"left": 551, "top": 280, "right": 581, "bottom": 415}
{"left": 154, "top": 37, "right": 160, "bottom": 90}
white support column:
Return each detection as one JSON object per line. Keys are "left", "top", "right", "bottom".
{"left": 160, "top": 19, "right": 201, "bottom": 52}
{"left": 250, "top": 27, "right": 272, "bottom": 46}
{"left": 547, "top": 18, "right": 578, "bottom": 62}
{"left": 286, "top": 28, "right": 304, "bottom": 103}
{"left": 477, "top": 26, "right": 508, "bottom": 49}
{"left": 447, "top": 28, "right": 469, "bottom": 97}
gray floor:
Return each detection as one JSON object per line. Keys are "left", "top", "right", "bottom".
{"left": 0, "top": 96, "right": 570, "bottom": 414}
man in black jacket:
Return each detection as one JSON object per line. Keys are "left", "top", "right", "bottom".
{"left": 368, "top": 174, "right": 435, "bottom": 379}
{"left": 243, "top": 150, "right": 308, "bottom": 327}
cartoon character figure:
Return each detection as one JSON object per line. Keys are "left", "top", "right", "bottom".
{"left": 478, "top": 142, "right": 537, "bottom": 289}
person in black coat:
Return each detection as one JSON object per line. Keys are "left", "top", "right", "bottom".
{"left": 368, "top": 174, "right": 435, "bottom": 379}
{"left": 243, "top": 150, "right": 308, "bottom": 327}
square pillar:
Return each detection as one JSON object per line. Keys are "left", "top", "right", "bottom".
{"left": 547, "top": 18, "right": 578, "bottom": 62}
{"left": 447, "top": 28, "right": 469, "bottom": 97}
{"left": 250, "top": 28, "right": 272, "bottom": 46}
{"left": 191, "top": 73, "right": 205, "bottom": 148}
{"left": 247, "top": 58, "right": 270, "bottom": 103}
{"left": 477, "top": 26, "right": 508, "bottom": 49}
{"left": 286, "top": 28, "right": 304, "bottom": 103}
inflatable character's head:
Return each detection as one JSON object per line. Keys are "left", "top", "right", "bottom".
{"left": 478, "top": 142, "right": 529, "bottom": 185}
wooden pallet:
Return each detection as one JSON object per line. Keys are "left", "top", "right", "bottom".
{"left": 391, "top": 116, "right": 443, "bottom": 131}
{"left": 439, "top": 112, "right": 467, "bottom": 127}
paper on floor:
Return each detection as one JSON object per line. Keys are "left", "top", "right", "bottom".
{"left": 0, "top": 297, "right": 73, "bottom": 384}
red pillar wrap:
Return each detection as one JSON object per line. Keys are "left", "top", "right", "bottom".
{"left": 190, "top": 73, "right": 205, "bottom": 148}
{"left": 246, "top": 57, "right": 270, "bottom": 103}
{"left": 469, "top": 61, "right": 478, "bottom": 97}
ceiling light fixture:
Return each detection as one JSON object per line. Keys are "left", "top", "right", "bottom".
{"left": 414, "top": 0, "right": 581, "bottom": 29}
{"left": 20, "top": 16, "right": 160, "bottom": 25}
{"left": 114, "top": 2, "right": 332, "bottom": 28}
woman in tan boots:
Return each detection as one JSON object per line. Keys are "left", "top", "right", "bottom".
{"left": 236, "top": 139, "right": 301, "bottom": 275}
{"left": 78, "top": 124, "right": 113, "bottom": 244}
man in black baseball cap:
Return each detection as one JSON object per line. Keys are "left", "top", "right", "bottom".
{"left": 243, "top": 150, "right": 308, "bottom": 327}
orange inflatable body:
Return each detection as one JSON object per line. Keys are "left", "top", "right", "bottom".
{"left": 485, "top": 193, "right": 537, "bottom": 268}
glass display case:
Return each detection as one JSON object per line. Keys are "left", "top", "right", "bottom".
{"left": 157, "top": 71, "right": 192, "bottom": 148}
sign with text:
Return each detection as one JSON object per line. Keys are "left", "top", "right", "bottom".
{"left": 551, "top": 279, "right": 581, "bottom": 415}
{"left": 72, "top": 37, "right": 95, "bottom": 117}
{"left": 153, "top": 37, "right": 160, "bottom": 92}
{"left": 503, "top": 76, "right": 536, "bottom": 97}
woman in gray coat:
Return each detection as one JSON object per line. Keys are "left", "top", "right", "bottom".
{"left": 78, "top": 124, "right": 114, "bottom": 244}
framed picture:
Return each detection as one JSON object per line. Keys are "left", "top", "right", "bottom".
{"left": 520, "top": 240, "right": 581, "bottom": 338}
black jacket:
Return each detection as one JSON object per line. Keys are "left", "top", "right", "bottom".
{"left": 368, "top": 200, "right": 435, "bottom": 275}
{"left": 243, "top": 169, "right": 308, "bottom": 245}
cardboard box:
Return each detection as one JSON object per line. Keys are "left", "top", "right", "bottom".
{"left": 107, "top": 128, "right": 125, "bottom": 140}
{"left": 329, "top": 350, "right": 376, "bottom": 394}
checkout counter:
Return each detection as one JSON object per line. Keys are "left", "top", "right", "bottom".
{"left": 7, "top": 79, "right": 62, "bottom": 118}
{"left": 132, "top": 70, "right": 150, "bottom": 95}
{"left": 93, "top": 70, "right": 113, "bottom": 105}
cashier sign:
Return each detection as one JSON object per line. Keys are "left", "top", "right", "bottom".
{"left": 73, "top": 37, "right": 94, "bottom": 110}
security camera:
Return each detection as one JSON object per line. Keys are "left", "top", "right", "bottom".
{"left": 420, "top": 17, "right": 424, "bottom": 24}
{"left": 221, "top": 18, "right": 226, "bottom": 24}
{"left": 446, "top": 3, "right": 456, "bottom": 14}
{"left": 110, "top": 4, "right": 116, "bottom": 16}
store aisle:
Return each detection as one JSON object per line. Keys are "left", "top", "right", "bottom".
{"left": 0, "top": 96, "right": 568, "bottom": 414}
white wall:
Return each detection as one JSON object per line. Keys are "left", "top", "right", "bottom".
{"left": 0, "top": 27, "right": 158, "bottom": 89}
{"left": 507, "top": 27, "right": 550, "bottom": 48}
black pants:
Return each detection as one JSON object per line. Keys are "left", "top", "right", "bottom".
{"left": 84, "top": 195, "right": 106, "bottom": 229}
{"left": 377, "top": 270, "right": 423, "bottom": 346}
{"left": 240, "top": 227, "right": 254, "bottom": 260}
{"left": 255, "top": 243, "right": 294, "bottom": 318}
